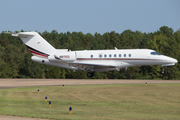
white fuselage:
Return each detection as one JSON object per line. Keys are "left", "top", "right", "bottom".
{"left": 31, "top": 49, "right": 178, "bottom": 72}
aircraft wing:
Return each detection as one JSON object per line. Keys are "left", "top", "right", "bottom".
{"left": 53, "top": 55, "right": 118, "bottom": 71}
{"left": 53, "top": 55, "right": 67, "bottom": 64}
{"left": 68, "top": 62, "right": 117, "bottom": 72}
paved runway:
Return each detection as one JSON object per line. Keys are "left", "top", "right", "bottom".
{"left": 1, "top": 79, "right": 180, "bottom": 89}
{"left": 0, "top": 79, "right": 180, "bottom": 120}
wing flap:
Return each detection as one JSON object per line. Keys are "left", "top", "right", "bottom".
{"left": 68, "top": 62, "right": 117, "bottom": 71}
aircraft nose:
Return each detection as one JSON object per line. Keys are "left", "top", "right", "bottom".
{"left": 170, "top": 57, "right": 178, "bottom": 64}
{"left": 173, "top": 59, "right": 178, "bottom": 63}
{"left": 165, "top": 56, "right": 177, "bottom": 62}
{"left": 161, "top": 56, "right": 178, "bottom": 66}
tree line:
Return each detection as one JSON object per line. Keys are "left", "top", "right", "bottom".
{"left": 0, "top": 26, "right": 180, "bottom": 79}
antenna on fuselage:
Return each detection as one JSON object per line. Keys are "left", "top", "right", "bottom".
{"left": 114, "top": 47, "right": 118, "bottom": 50}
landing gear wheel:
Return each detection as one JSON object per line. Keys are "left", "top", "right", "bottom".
{"left": 87, "top": 72, "right": 94, "bottom": 77}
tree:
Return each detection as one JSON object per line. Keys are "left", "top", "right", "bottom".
{"left": 0, "top": 27, "right": 179, "bottom": 79}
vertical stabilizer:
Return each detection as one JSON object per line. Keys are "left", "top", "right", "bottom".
{"left": 12, "top": 32, "right": 56, "bottom": 58}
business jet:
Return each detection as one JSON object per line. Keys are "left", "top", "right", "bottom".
{"left": 12, "top": 32, "right": 178, "bottom": 77}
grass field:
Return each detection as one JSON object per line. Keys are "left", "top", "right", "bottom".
{"left": 0, "top": 84, "right": 180, "bottom": 120}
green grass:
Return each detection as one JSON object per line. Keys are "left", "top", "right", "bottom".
{"left": 0, "top": 84, "right": 180, "bottom": 120}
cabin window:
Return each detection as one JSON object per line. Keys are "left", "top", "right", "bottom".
{"left": 114, "top": 54, "right": 116, "bottom": 57}
{"left": 109, "top": 54, "right": 112, "bottom": 58}
{"left": 104, "top": 54, "right": 107, "bottom": 58}
{"left": 119, "top": 54, "right": 121, "bottom": 57}
{"left": 91, "top": 55, "right": 93, "bottom": 58}
{"left": 99, "top": 54, "right": 102, "bottom": 58}
{"left": 129, "top": 54, "right": 131, "bottom": 57}
{"left": 124, "top": 54, "right": 126, "bottom": 57}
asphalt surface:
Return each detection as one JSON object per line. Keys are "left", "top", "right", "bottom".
{"left": 0, "top": 79, "right": 180, "bottom": 120}
{"left": 1, "top": 79, "right": 180, "bottom": 89}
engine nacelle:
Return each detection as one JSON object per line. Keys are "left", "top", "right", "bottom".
{"left": 48, "top": 52, "right": 76, "bottom": 62}
{"left": 31, "top": 56, "right": 48, "bottom": 63}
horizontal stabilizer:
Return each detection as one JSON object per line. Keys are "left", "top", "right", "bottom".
{"left": 12, "top": 32, "right": 35, "bottom": 38}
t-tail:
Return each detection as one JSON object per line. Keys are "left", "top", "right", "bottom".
{"left": 12, "top": 32, "right": 56, "bottom": 58}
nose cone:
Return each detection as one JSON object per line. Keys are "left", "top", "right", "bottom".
{"left": 161, "top": 56, "right": 178, "bottom": 66}
{"left": 173, "top": 58, "right": 178, "bottom": 64}
{"left": 169, "top": 57, "right": 178, "bottom": 64}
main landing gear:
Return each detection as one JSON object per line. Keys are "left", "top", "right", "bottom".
{"left": 87, "top": 71, "right": 94, "bottom": 77}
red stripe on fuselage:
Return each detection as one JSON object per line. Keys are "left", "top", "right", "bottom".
{"left": 29, "top": 49, "right": 48, "bottom": 57}
{"left": 76, "top": 58, "right": 149, "bottom": 60}
{"left": 76, "top": 58, "right": 168, "bottom": 61}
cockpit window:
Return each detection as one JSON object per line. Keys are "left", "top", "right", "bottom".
{"left": 156, "top": 52, "right": 161, "bottom": 55}
{"left": 151, "top": 52, "right": 161, "bottom": 55}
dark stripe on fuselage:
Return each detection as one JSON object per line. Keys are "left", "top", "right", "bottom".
{"left": 29, "top": 49, "right": 49, "bottom": 57}
{"left": 76, "top": 58, "right": 168, "bottom": 61}
{"left": 26, "top": 45, "right": 49, "bottom": 57}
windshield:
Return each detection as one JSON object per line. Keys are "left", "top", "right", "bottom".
{"left": 150, "top": 52, "right": 161, "bottom": 55}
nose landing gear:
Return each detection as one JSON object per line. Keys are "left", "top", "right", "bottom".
{"left": 87, "top": 72, "right": 94, "bottom": 77}
{"left": 162, "top": 66, "right": 165, "bottom": 74}
{"left": 162, "top": 66, "right": 167, "bottom": 74}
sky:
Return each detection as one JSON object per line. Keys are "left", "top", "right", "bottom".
{"left": 0, "top": 0, "right": 179, "bottom": 34}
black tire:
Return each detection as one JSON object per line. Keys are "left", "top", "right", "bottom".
{"left": 87, "top": 72, "right": 94, "bottom": 77}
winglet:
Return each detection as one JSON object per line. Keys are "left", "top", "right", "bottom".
{"left": 54, "top": 55, "right": 67, "bottom": 63}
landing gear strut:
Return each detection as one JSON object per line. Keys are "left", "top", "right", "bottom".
{"left": 87, "top": 72, "right": 94, "bottom": 77}
{"left": 162, "top": 66, "right": 165, "bottom": 74}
